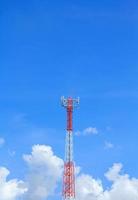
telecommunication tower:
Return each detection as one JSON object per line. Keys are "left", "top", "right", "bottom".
{"left": 61, "top": 96, "right": 79, "bottom": 200}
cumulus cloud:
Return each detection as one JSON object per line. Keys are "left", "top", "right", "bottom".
{"left": 0, "top": 144, "right": 138, "bottom": 200}
{"left": 105, "top": 163, "right": 122, "bottom": 181}
{"left": 101, "top": 163, "right": 138, "bottom": 200}
{"left": 0, "top": 167, "right": 27, "bottom": 200}
{"left": 75, "top": 127, "right": 98, "bottom": 136}
{"left": 76, "top": 163, "right": 138, "bottom": 200}
{"left": 76, "top": 174, "right": 103, "bottom": 200}
{"left": 23, "top": 145, "right": 63, "bottom": 200}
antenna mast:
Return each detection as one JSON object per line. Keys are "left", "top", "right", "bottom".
{"left": 61, "top": 96, "right": 79, "bottom": 200}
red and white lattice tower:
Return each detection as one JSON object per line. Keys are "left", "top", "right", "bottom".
{"left": 61, "top": 96, "right": 79, "bottom": 200}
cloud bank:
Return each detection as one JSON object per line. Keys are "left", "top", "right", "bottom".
{"left": 23, "top": 145, "right": 63, "bottom": 200}
{"left": 0, "top": 167, "right": 27, "bottom": 200}
{"left": 76, "top": 163, "right": 138, "bottom": 200}
{"left": 0, "top": 145, "right": 138, "bottom": 200}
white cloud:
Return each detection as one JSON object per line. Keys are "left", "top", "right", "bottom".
{"left": 0, "top": 137, "right": 5, "bottom": 147}
{"left": 0, "top": 144, "right": 138, "bottom": 200}
{"left": 0, "top": 167, "right": 27, "bottom": 200}
{"left": 76, "top": 174, "right": 103, "bottom": 200}
{"left": 104, "top": 141, "right": 114, "bottom": 150}
{"left": 83, "top": 127, "right": 98, "bottom": 135}
{"left": 75, "top": 127, "right": 98, "bottom": 136}
{"left": 104, "top": 163, "right": 122, "bottom": 181}
{"left": 76, "top": 163, "right": 138, "bottom": 200}
{"left": 23, "top": 144, "right": 63, "bottom": 200}
{"left": 101, "top": 163, "right": 138, "bottom": 200}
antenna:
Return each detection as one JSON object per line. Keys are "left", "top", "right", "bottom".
{"left": 61, "top": 96, "right": 80, "bottom": 200}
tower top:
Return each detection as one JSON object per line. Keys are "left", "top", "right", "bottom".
{"left": 61, "top": 96, "right": 79, "bottom": 109}
{"left": 61, "top": 96, "right": 79, "bottom": 131}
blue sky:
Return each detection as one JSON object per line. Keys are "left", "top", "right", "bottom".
{"left": 0, "top": 0, "right": 138, "bottom": 198}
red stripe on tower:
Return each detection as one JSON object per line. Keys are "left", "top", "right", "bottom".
{"left": 67, "top": 98, "right": 73, "bottom": 131}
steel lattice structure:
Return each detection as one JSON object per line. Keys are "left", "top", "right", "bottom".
{"left": 61, "top": 96, "right": 79, "bottom": 200}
